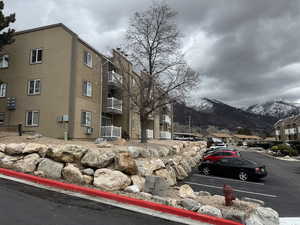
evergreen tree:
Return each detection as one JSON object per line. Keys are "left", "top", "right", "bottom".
{"left": 0, "top": 1, "right": 16, "bottom": 51}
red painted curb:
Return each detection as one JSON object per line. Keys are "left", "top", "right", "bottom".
{"left": 0, "top": 168, "right": 242, "bottom": 225}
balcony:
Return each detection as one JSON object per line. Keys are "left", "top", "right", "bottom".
{"left": 161, "top": 114, "right": 171, "bottom": 125}
{"left": 160, "top": 131, "right": 171, "bottom": 139}
{"left": 101, "top": 126, "right": 122, "bottom": 138}
{"left": 108, "top": 71, "right": 122, "bottom": 87}
{"left": 106, "top": 97, "right": 122, "bottom": 114}
{"left": 146, "top": 129, "right": 153, "bottom": 139}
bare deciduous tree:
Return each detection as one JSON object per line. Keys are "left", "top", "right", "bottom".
{"left": 116, "top": 2, "right": 199, "bottom": 143}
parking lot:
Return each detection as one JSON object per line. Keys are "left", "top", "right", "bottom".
{"left": 183, "top": 150, "right": 300, "bottom": 217}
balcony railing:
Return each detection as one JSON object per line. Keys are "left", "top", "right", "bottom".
{"left": 160, "top": 131, "right": 171, "bottom": 139}
{"left": 146, "top": 129, "right": 153, "bottom": 139}
{"left": 161, "top": 114, "right": 171, "bottom": 124}
{"left": 101, "top": 126, "right": 122, "bottom": 138}
{"left": 108, "top": 71, "right": 122, "bottom": 86}
{"left": 107, "top": 97, "right": 122, "bottom": 113}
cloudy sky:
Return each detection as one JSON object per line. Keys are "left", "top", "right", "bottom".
{"left": 3, "top": 0, "right": 300, "bottom": 107}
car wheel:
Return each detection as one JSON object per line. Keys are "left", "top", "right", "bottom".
{"left": 238, "top": 171, "right": 248, "bottom": 181}
{"left": 202, "top": 167, "right": 210, "bottom": 176}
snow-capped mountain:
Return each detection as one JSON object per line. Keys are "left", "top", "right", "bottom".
{"left": 192, "top": 98, "right": 220, "bottom": 112}
{"left": 246, "top": 101, "right": 300, "bottom": 118}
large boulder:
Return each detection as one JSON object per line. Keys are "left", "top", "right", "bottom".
{"left": 23, "top": 143, "right": 48, "bottom": 156}
{"left": 222, "top": 209, "right": 247, "bottom": 224}
{"left": 14, "top": 153, "right": 41, "bottom": 173}
{"left": 114, "top": 152, "right": 137, "bottom": 175}
{"left": 5, "top": 143, "right": 26, "bottom": 155}
{"left": 144, "top": 175, "right": 169, "bottom": 197}
{"left": 135, "top": 159, "right": 165, "bottom": 176}
{"left": 154, "top": 168, "right": 176, "bottom": 186}
{"left": 47, "top": 145, "right": 88, "bottom": 163}
{"left": 81, "top": 149, "right": 115, "bottom": 168}
{"left": 180, "top": 198, "right": 201, "bottom": 211}
{"left": 127, "top": 146, "right": 142, "bottom": 158}
{"left": 198, "top": 205, "right": 222, "bottom": 218}
{"left": 93, "top": 168, "right": 131, "bottom": 191}
{"left": 131, "top": 175, "right": 145, "bottom": 191}
{"left": 0, "top": 155, "right": 22, "bottom": 169}
{"left": 173, "top": 164, "right": 188, "bottom": 180}
{"left": 37, "top": 158, "right": 63, "bottom": 179}
{"left": 245, "top": 207, "right": 279, "bottom": 225}
{"left": 82, "top": 168, "right": 94, "bottom": 176}
{"left": 180, "top": 159, "right": 192, "bottom": 174}
{"left": 156, "top": 146, "right": 170, "bottom": 157}
{"left": 124, "top": 184, "right": 140, "bottom": 193}
{"left": 0, "top": 144, "right": 6, "bottom": 152}
{"left": 62, "top": 164, "right": 84, "bottom": 184}
{"left": 179, "top": 184, "right": 196, "bottom": 199}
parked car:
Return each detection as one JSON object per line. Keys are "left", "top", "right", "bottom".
{"left": 203, "top": 147, "right": 236, "bottom": 157}
{"left": 202, "top": 150, "right": 241, "bottom": 162}
{"left": 198, "top": 158, "right": 267, "bottom": 181}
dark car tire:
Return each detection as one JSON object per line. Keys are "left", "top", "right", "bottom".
{"left": 238, "top": 171, "right": 249, "bottom": 181}
{"left": 202, "top": 166, "right": 210, "bottom": 176}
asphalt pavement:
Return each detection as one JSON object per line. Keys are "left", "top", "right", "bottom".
{"left": 0, "top": 178, "right": 185, "bottom": 225}
{"left": 183, "top": 150, "right": 300, "bottom": 217}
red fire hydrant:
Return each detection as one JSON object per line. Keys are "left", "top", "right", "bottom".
{"left": 223, "top": 184, "right": 235, "bottom": 206}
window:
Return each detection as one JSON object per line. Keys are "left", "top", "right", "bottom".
{"left": 26, "top": 111, "right": 39, "bottom": 126}
{"left": 31, "top": 48, "right": 43, "bottom": 64}
{"left": 0, "top": 55, "right": 9, "bottom": 68}
{"left": 81, "top": 111, "right": 92, "bottom": 127}
{"left": 0, "top": 113, "right": 5, "bottom": 125}
{"left": 83, "top": 51, "right": 92, "bottom": 67}
{"left": 28, "top": 80, "right": 41, "bottom": 95}
{"left": 0, "top": 83, "right": 7, "bottom": 97}
{"left": 83, "top": 81, "right": 92, "bottom": 97}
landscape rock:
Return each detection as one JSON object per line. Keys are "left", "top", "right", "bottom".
{"left": 127, "top": 146, "right": 142, "bottom": 158}
{"left": 198, "top": 205, "right": 222, "bottom": 218}
{"left": 114, "top": 152, "right": 137, "bottom": 175}
{"left": 245, "top": 207, "right": 279, "bottom": 225}
{"left": 0, "top": 155, "right": 22, "bottom": 169}
{"left": 196, "top": 191, "right": 211, "bottom": 197}
{"left": 5, "top": 143, "right": 26, "bottom": 155}
{"left": 0, "top": 144, "right": 6, "bottom": 152}
{"left": 151, "top": 195, "right": 169, "bottom": 205}
{"left": 83, "top": 175, "right": 93, "bottom": 185}
{"left": 140, "top": 148, "right": 151, "bottom": 158}
{"left": 180, "top": 198, "right": 201, "bottom": 211}
{"left": 144, "top": 175, "right": 169, "bottom": 197}
{"left": 37, "top": 158, "right": 63, "bottom": 179}
{"left": 14, "top": 153, "right": 40, "bottom": 173}
{"left": 62, "top": 164, "right": 84, "bottom": 184}
{"left": 173, "top": 164, "right": 188, "bottom": 180}
{"left": 179, "top": 184, "right": 196, "bottom": 199}
{"left": 81, "top": 150, "right": 115, "bottom": 168}
{"left": 135, "top": 158, "right": 165, "bottom": 176}
{"left": 26, "top": 133, "right": 43, "bottom": 140}
{"left": 131, "top": 175, "right": 145, "bottom": 191}
{"left": 180, "top": 159, "right": 192, "bottom": 174}
{"left": 147, "top": 147, "right": 159, "bottom": 158}
{"left": 138, "top": 192, "right": 153, "bottom": 200}
{"left": 222, "top": 209, "right": 246, "bottom": 224}
{"left": 96, "top": 141, "right": 112, "bottom": 148}
{"left": 156, "top": 146, "right": 170, "bottom": 157}
{"left": 47, "top": 145, "right": 88, "bottom": 163}
{"left": 82, "top": 168, "right": 94, "bottom": 176}
{"left": 154, "top": 168, "right": 176, "bottom": 186}
{"left": 93, "top": 168, "right": 131, "bottom": 191}
{"left": 124, "top": 184, "right": 140, "bottom": 193}
{"left": 23, "top": 143, "right": 47, "bottom": 156}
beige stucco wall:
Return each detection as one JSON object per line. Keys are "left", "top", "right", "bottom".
{"left": 0, "top": 26, "right": 73, "bottom": 138}
{"left": 71, "top": 40, "right": 102, "bottom": 139}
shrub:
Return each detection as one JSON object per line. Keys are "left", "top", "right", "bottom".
{"left": 272, "top": 144, "right": 298, "bottom": 157}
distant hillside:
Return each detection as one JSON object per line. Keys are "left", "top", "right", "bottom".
{"left": 174, "top": 98, "right": 278, "bottom": 133}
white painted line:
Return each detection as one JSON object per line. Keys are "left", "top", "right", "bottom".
{"left": 0, "top": 175, "right": 209, "bottom": 225}
{"left": 280, "top": 217, "right": 300, "bottom": 225}
{"left": 185, "top": 181, "right": 278, "bottom": 198}
{"left": 193, "top": 174, "right": 265, "bottom": 185}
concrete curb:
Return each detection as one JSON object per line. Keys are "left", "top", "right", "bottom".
{"left": 0, "top": 168, "right": 241, "bottom": 225}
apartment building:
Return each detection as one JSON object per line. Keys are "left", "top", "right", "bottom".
{"left": 0, "top": 23, "right": 173, "bottom": 140}
{"left": 274, "top": 115, "right": 300, "bottom": 141}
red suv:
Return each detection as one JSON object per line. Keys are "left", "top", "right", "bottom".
{"left": 203, "top": 150, "right": 240, "bottom": 162}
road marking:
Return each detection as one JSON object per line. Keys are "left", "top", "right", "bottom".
{"left": 185, "top": 181, "right": 278, "bottom": 198}
{"left": 193, "top": 174, "right": 265, "bottom": 185}
{"left": 0, "top": 174, "right": 209, "bottom": 225}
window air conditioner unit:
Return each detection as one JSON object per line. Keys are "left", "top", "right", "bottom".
{"left": 85, "top": 127, "right": 93, "bottom": 135}
{"left": 57, "top": 116, "right": 63, "bottom": 122}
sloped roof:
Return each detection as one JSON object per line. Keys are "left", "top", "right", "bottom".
{"left": 233, "top": 134, "right": 262, "bottom": 140}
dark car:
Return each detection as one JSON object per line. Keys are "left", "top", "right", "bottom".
{"left": 202, "top": 150, "right": 241, "bottom": 162}
{"left": 198, "top": 158, "right": 267, "bottom": 181}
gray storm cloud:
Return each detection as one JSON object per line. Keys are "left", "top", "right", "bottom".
{"left": 4, "top": 0, "right": 300, "bottom": 107}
